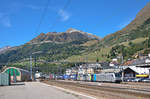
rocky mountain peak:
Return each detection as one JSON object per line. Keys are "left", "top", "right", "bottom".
{"left": 29, "top": 28, "right": 100, "bottom": 44}
{"left": 66, "top": 28, "right": 81, "bottom": 33}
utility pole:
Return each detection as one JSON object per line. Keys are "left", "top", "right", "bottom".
{"left": 121, "top": 56, "right": 124, "bottom": 64}
{"left": 117, "top": 55, "right": 124, "bottom": 82}
{"left": 121, "top": 55, "right": 124, "bottom": 82}
{"left": 149, "top": 69, "right": 150, "bottom": 78}
{"left": 30, "top": 55, "right": 32, "bottom": 80}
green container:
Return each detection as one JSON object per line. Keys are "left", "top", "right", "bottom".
{"left": 0, "top": 73, "right": 10, "bottom": 86}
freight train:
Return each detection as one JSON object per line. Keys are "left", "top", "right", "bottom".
{"left": 54, "top": 72, "right": 122, "bottom": 83}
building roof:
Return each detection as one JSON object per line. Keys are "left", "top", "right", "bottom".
{"left": 124, "top": 66, "right": 150, "bottom": 74}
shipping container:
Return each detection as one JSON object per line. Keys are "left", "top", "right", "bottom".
{"left": 70, "top": 74, "right": 77, "bottom": 80}
{"left": 63, "top": 74, "right": 70, "bottom": 80}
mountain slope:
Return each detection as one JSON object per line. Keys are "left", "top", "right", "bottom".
{"left": 121, "top": 3, "right": 150, "bottom": 32}
{"left": 1, "top": 3, "right": 150, "bottom": 65}
{"left": 67, "top": 2, "right": 150, "bottom": 62}
{"left": 0, "top": 29, "right": 100, "bottom": 64}
{"left": 100, "top": 3, "right": 150, "bottom": 46}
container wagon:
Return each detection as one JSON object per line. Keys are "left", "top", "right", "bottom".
{"left": 70, "top": 74, "right": 77, "bottom": 80}
{"left": 63, "top": 74, "right": 70, "bottom": 80}
{"left": 77, "top": 74, "right": 86, "bottom": 81}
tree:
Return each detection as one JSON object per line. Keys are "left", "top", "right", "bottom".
{"left": 96, "top": 58, "right": 99, "bottom": 62}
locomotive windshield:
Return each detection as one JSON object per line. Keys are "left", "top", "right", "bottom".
{"left": 115, "top": 73, "right": 121, "bottom": 77}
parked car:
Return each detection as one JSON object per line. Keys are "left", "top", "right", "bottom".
{"left": 132, "top": 78, "right": 144, "bottom": 82}
{"left": 126, "top": 78, "right": 135, "bottom": 82}
{"left": 142, "top": 78, "right": 150, "bottom": 82}
{"left": 123, "top": 78, "right": 130, "bottom": 82}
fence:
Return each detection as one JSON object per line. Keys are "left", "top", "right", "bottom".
{"left": 0, "top": 73, "right": 10, "bottom": 86}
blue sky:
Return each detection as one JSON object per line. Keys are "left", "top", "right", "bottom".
{"left": 0, "top": 0, "right": 150, "bottom": 48}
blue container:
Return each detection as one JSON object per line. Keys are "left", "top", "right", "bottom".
{"left": 70, "top": 74, "right": 77, "bottom": 80}
{"left": 63, "top": 75, "right": 70, "bottom": 80}
{"left": 93, "top": 74, "right": 97, "bottom": 81}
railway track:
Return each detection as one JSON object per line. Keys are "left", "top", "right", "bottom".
{"left": 68, "top": 80, "right": 150, "bottom": 93}
{"left": 43, "top": 80, "right": 150, "bottom": 99}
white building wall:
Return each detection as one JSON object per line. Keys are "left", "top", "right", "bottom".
{"left": 129, "top": 66, "right": 150, "bottom": 74}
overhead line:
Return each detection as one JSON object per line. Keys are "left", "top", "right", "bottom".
{"left": 34, "top": 0, "right": 50, "bottom": 36}
{"left": 49, "top": 0, "right": 72, "bottom": 30}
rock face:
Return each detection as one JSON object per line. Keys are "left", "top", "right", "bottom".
{"left": 66, "top": 28, "right": 81, "bottom": 33}
{"left": 29, "top": 28, "right": 100, "bottom": 43}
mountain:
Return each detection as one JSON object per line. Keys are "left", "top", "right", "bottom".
{"left": 121, "top": 3, "right": 150, "bottom": 32}
{"left": 29, "top": 28, "right": 100, "bottom": 44}
{"left": 0, "top": 46, "right": 11, "bottom": 54}
{"left": 0, "top": 29, "right": 100, "bottom": 64}
{"left": 101, "top": 2, "right": 150, "bottom": 46}
{"left": 1, "top": 3, "right": 150, "bottom": 66}
{"left": 67, "top": 2, "right": 150, "bottom": 62}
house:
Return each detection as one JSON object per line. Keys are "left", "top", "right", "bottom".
{"left": 65, "top": 69, "right": 72, "bottom": 75}
{"left": 77, "top": 63, "right": 102, "bottom": 74}
{"left": 122, "top": 66, "right": 150, "bottom": 78}
{"left": 122, "top": 67, "right": 138, "bottom": 78}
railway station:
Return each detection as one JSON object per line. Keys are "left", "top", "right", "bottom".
{"left": 1, "top": 1, "right": 150, "bottom": 99}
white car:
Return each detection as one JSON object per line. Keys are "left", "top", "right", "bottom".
{"left": 142, "top": 78, "right": 150, "bottom": 82}
{"left": 35, "top": 72, "right": 42, "bottom": 79}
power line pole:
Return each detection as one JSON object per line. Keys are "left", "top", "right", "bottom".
{"left": 30, "top": 55, "right": 32, "bottom": 80}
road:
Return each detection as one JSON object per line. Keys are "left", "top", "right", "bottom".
{"left": 0, "top": 82, "right": 93, "bottom": 99}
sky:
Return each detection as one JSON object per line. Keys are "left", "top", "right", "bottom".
{"left": 0, "top": 0, "right": 150, "bottom": 48}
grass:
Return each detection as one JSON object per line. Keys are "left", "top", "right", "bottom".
{"left": 81, "top": 40, "right": 98, "bottom": 46}
{"left": 67, "top": 37, "right": 148, "bottom": 62}
{"left": 67, "top": 47, "right": 111, "bottom": 62}
{"left": 120, "top": 37, "right": 147, "bottom": 47}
